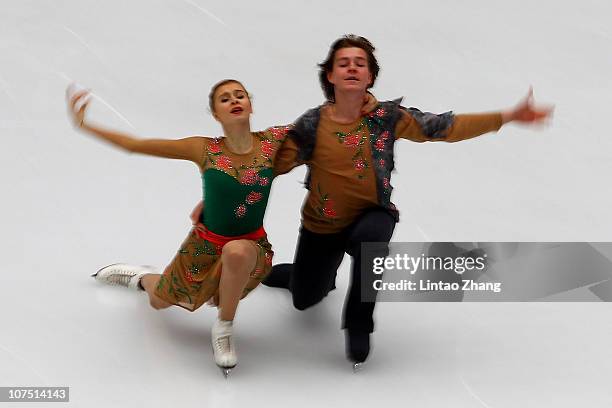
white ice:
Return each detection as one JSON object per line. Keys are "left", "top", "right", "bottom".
{"left": 1, "top": 0, "right": 612, "bottom": 407}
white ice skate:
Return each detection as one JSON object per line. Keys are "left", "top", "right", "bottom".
{"left": 92, "top": 263, "right": 153, "bottom": 290}
{"left": 211, "top": 319, "right": 237, "bottom": 378}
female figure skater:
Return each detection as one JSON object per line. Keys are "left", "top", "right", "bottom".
{"left": 67, "top": 79, "right": 292, "bottom": 377}
{"left": 67, "top": 80, "right": 376, "bottom": 376}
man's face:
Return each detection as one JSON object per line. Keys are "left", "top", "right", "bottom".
{"left": 327, "top": 47, "right": 372, "bottom": 95}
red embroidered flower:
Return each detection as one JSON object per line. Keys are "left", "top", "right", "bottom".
{"left": 374, "top": 139, "right": 385, "bottom": 152}
{"left": 323, "top": 207, "right": 337, "bottom": 217}
{"left": 208, "top": 140, "right": 221, "bottom": 154}
{"left": 185, "top": 270, "right": 196, "bottom": 283}
{"left": 264, "top": 252, "right": 273, "bottom": 265}
{"left": 381, "top": 130, "right": 390, "bottom": 140}
{"left": 383, "top": 177, "right": 390, "bottom": 189}
{"left": 240, "top": 169, "right": 259, "bottom": 185}
{"left": 378, "top": 158, "right": 386, "bottom": 167}
{"left": 235, "top": 204, "right": 247, "bottom": 218}
{"left": 246, "top": 191, "right": 263, "bottom": 204}
{"left": 343, "top": 133, "right": 360, "bottom": 147}
{"left": 322, "top": 199, "right": 337, "bottom": 217}
{"left": 271, "top": 126, "right": 290, "bottom": 141}
{"left": 261, "top": 140, "right": 274, "bottom": 157}
{"left": 216, "top": 155, "right": 233, "bottom": 170}
{"left": 354, "top": 159, "right": 366, "bottom": 171}
{"left": 259, "top": 177, "right": 270, "bottom": 186}
{"left": 376, "top": 108, "right": 385, "bottom": 117}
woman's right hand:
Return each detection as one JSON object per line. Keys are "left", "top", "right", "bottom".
{"left": 66, "top": 83, "right": 91, "bottom": 128}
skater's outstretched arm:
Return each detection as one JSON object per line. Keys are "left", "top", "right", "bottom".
{"left": 67, "top": 87, "right": 205, "bottom": 164}
{"left": 396, "top": 88, "right": 554, "bottom": 143}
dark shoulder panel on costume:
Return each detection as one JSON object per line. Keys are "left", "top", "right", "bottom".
{"left": 288, "top": 106, "right": 322, "bottom": 162}
{"left": 402, "top": 107, "right": 455, "bottom": 139}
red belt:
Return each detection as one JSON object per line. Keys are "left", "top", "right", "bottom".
{"left": 194, "top": 224, "right": 266, "bottom": 246}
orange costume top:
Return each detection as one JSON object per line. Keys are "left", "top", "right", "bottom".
{"left": 274, "top": 102, "right": 503, "bottom": 234}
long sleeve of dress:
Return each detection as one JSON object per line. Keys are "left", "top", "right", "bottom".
{"left": 272, "top": 132, "right": 302, "bottom": 176}
{"left": 127, "top": 137, "right": 206, "bottom": 164}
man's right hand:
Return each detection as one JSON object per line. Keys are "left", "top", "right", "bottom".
{"left": 190, "top": 200, "right": 203, "bottom": 225}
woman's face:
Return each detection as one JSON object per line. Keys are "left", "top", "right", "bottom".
{"left": 326, "top": 47, "right": 372, "bottom": 96}
{"left": 212, "top": 82, "right": 252, "bottom": 124}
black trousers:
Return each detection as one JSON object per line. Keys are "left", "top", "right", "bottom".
{"left": 273, "top": 208, "right": 396, "bottom": 333}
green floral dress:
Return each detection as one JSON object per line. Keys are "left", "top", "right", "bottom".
{"left": 154, "top": 126, "right": 292, "bottom": 311}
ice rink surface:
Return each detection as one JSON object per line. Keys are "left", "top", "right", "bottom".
{"left": 1, "top": 0, "right": 612, "bottom": 406}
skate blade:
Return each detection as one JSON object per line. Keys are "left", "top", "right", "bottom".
{"left": 352, "top": 362, "right": 365, "bottom": 372}
{"left": 219, "top": 366, "right": 236, "bottom": 378}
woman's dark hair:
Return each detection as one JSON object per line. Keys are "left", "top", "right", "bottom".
{"left": 208, "top": 79, "right": 250, "bottom": 113}
{"left": 318, "top": 34, "right": 380, "bottom": 102}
